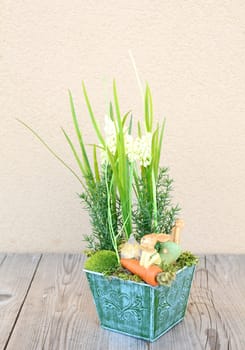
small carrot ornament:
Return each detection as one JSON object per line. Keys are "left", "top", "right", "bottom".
{"left": 120, "top": 258, "right": 162, "bottom": 286}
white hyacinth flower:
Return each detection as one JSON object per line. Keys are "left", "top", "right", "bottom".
{"left": 135, "top": 132, "right": 152, "bottom": 167}
{"left": 125, "top": 134, "right": 136, "bottom": 163}
{"left": 104, "top": 115, "right": 115, "bottom": 138}
{"left": 101, "top": 115, "right": 117, "bottom": 162}
{"left": 104, "top": 115, "right": 117, "bottom": 155}
{"left": 101, "top": 115, "right": 152, "bottom": 167}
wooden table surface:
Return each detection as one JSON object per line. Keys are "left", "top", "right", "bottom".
{"left": 0, "top": 254, "right": 244, "bottom": 350}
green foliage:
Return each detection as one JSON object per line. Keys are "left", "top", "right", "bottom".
{"left": 83, "top": 249, "right": 96, "bottom": 257}
{"left": 81, "top": 165, "right": 122, "bottom": 252}
{"left": 136, "top": 87, "right": 166, "bottom": 230}
{"left": 108, "top": 266, "right": 143, "bottom": 283}
{"left": 18, "top": 81, "right": 187, "bottom": 268}
{"left": 156, "top": 252, "right": 198, "bottom": 286}
{"left": 84, "top": 250, "right": 119, "bottom": 273}
{"left": 158, "top": 251, "right": 198, "bottom": 274}
{"left": 133, "top": 167, "right": 181, "bottom": 238}
{"left": 82, "top": 81, "right": 133, "bottom": 239}
{"left": 175, "top": 251, "right": 199, "bottom": 269}
{"left": 106, "top": 251, "right": 198, "bottom": 285}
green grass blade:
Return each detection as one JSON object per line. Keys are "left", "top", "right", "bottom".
{"left": 155, "top": 119, "right": 165, "bottom": 176}
{"left": 61, "top": 128, "right": 86, "bottom": 175}
{"left": 106, "top": 150, "right": 123, "bottom": 193}
{"left": 144, "top": 86, "right": 150, "bottom": 131}
{"left": 144, "top": 84, "right": 153, "bottom": 132}
{"left": 16, "top": 119, "right": 85, "bottom": 188}
{"left": 128, "top": 114, "right": 133, "bottom": 135}
{"left": 147, "top": 84, "right": 153, "bottom": 130}
{"left": 109, "top": 102, "right": 114, "bottom": 121}
{"left": 112, "top": 80, "right": 133, "bottom": 237}
{"left": 122, "top": 110, "right": 131, "bottom": 128}
{"left": 82, "top": 82, "right": 106, "bottom": 147}
{"left": 137, "top": 121, "right": 142, "bottom": 137}
{"left": 151, "top": 125, "right": 159, "bottom": 178}
{"left": 151, "top": 167, "right": 158, "bottom": 229}
{"left": 127, "top": 161, "right": 133, "bottom": 232}
{"left": 113, "top": 80, "right": 121, "bottom": 124}
{"left": 105, "top": 166, "right": 120, "bottom": 262}
{"left": 133, "top": 166, "right": 140, "bottom": 198}
{"left": 93, "top": 145, "right": 100, "bottom": 182}
{"left": 69, "top": 90, "right": 94, "bottom": 181}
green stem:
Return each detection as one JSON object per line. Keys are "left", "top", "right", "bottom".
{"left": 105, "top": 166, "right": 120, "bottom": 263}
{"left": 151, "top": 168, "right": 158, "bottom": 230}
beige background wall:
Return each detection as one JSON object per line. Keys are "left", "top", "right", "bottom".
{"left": 1, "top": 1, "right": 245, "bottom": 253}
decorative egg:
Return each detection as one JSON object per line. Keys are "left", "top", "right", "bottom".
{"left": 157, "top": 241, "right": 181, "bottom": 265}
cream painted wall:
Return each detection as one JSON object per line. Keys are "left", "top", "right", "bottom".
{"left": 1, "top": 1, "right": 245, "bottom": 253}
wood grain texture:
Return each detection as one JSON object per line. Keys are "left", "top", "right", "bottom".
{"left": 2, "top": 254, "right": 244, "bottom": 350}
{"left": 150, "top": 255, "right": 245, "bottom": 350}
{"left": 0, "top": 254, "right": 7, "bottom": 266}
{"left": 0, "top": 254, "right": 41, "bottom": 350}
{"left": 6, "top": 254, "right": 147, "bottom": 350}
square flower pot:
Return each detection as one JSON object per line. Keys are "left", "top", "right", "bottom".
{"left": 84, "top": 265, "right": 195, "bottom": 342}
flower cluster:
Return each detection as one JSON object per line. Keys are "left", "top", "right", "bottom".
{"left": 102, "top": 115, "right": 152, "bottom": 167}
{"left": 134, "top": 132, "right": 152, "bottom": 167}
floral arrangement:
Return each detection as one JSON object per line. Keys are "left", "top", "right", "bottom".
{"left": 19, "top": 79, "right": 198, "bottom": 287}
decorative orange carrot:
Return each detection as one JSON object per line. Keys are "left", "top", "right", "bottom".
{"left": 120, "top": 258, "right": 162, "bottom": 286}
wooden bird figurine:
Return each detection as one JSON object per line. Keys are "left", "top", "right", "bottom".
{"left": 171, "top": 219, "right": 184, "bottom": 244}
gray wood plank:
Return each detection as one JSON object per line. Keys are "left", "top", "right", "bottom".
{"left": 6, "top": 254, "right": 245, "bottom": 349}
{"left": 0, "top": 254, "right": 6, "bottom": 266}
{"left": 7, "top": 254, "right": 148, "bottom": 350}
{"left": 0, "top": 253, "right": 41, "bottom": 350}
{"left": 150, "top": 255, "right": 245, "bottom": 350}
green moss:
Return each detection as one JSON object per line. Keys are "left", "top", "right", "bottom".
{"left": 156, "top": 251, "right": 198, "bottom": 286}
{"left": 84, "top": 250, "right": 198, "bottom": 284}
{"left": 109, "top": 267, "right": 143, "bottom": 283}
{"left": 176, "top": 251, "right": 199, "bottom": 270}
{"left": 84, "top": 250, "right": 119, "bottom": 273}
{"left": 83, "top": 249, "right": 96, "bottom": 257}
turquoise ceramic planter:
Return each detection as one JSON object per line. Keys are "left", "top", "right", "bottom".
{"left": 84, "top": 265, "right": 195, "bottom": 342}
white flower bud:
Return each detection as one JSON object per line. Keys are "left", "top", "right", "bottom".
{"left": 135, "top": 132, "right": 152, "bottom": 167}
{"left": 104, "top": 115, "right": 115, "bottom": 137}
